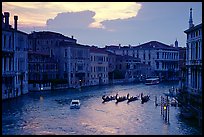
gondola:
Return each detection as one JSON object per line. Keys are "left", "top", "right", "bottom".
{"left": 127, "top": 95, "right": 139, "bottom": 103}
{"left": 141, "top": 93, "right": 150, "bottom": 104}
{"left": 115, "top": 93, "right": 128, "bottom": 103}
{"left": 102, "top": 94, "right": 116, "bottom": 102}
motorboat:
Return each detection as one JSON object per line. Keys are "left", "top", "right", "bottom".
{"left": 145, "top": 77, "right": 160, "bottom": 85}
{"left": 70, "top": 99, "right": 80, "bottom": 109}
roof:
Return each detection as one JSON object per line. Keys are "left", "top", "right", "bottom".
{"left": 133, "top": 41, "right": 177, "bottom": 50}
{"left": 28, "top": 31, "right": 76, "bottom": 42}
{"left": 105, "top": 41, "right": 178, "bottom": 50}
{"left": 90, "top": 46, "right": 108, "bottom": 54}
{"left": 184, "top": 23, "right": 202, "bottom": 33}
{"left": 59, "top": 41, "right": 89, "bottom": 49}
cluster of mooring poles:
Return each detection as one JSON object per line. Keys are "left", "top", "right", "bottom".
{"left": 155, "top": 95, "right": 170, "bottom": 123}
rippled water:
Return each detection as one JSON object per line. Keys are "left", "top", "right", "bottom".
{"left": 2, "top": 82, "right": 202, "bottom": 135}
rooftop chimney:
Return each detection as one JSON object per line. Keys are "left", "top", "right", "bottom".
{"left": 119, "top": 44, "right": 121, "bottom": 49}
{"left": 14, "top": 15, "right": 18, "bottom": 30}
{"left": 4, "top": 12, "right": 10, "bottom": 28}
{"left": 71, "top": 35, "right": 74, "bottom": 39}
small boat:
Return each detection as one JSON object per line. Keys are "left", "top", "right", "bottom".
{"left": 141, "top": 93, "right": 150, "bottom": 104}
{"left": 115, "top": 93, "right": 128, "bottom": 103}
{"left": 170, "top": 98, "right": 178, "bottom": 107}
{"left": 70, "top": 99, "right": 80, "bottom": 109}
{"left": 127, "top": 95, "right": 139, "bottom": 103}
{"left": 145, "top": 77, "right": 160, "bottom": 85}
{"left": 102, "top": 94, "right": 116, "bottom": 102}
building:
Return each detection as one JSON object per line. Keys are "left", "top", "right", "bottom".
{"left": 59, "top": 41, "right": 90, "bottom": 88}
{"left": 28, "top": 51, "right": 58, "bottom": 91}
{"left": 183, "top": 8, "right": 202, "bottom": 106}
{"left": 2, "top": 12, "right": 28, "bottom": 100}
{"left": 178, "top": 46, "right": 187, "bottom": 90}
{"left": 106, "top": 51, "right": 117, "bottom": 83}
{"left": 105, "top": 41, "right": 179, "bottom": 81}
{"left": 89, "top": 46, "right": 109, "bottom": 86}
{"left": 28, "top": 31, "right": 71, "bottom": 91}
{"left": 115, "top": 55, "right": 142, "bottom": 81}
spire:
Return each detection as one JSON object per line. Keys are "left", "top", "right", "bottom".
{"left": 189, "top": 8, "right": 194, "bottom": 28}
{"left": 175, "top": 38, "right": 178, "bottom": 48}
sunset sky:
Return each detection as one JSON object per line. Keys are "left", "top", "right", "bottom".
{"left": 2, "top": 2, "right": 202, "bottom": 47}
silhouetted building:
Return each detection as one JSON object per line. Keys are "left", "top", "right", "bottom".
{"left": 2, "top": 12, "right": 28, "bottom": 100}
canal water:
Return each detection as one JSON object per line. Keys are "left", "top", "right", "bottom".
{"left": 2, "top": 82, "right": 202, "bottom": 135}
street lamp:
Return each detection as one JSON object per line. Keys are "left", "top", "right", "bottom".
{"left": 163, "top": 105, "right": 166, "bottom": 110}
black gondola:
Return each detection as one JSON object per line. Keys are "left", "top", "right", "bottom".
{"left": 115, "top": 93, "right": 129, "bottom": 103}
{"left": 141, "top": 93, "right": 150, "bottom": 104}
{"left": 102, "top": 94, "right": 117, "bottom": 102}
{"left": 127, "top": 95, "right": 139, "bottom": 103}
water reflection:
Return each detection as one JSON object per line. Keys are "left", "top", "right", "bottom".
{"left": 2, "top": 82, "right": 201, "bottom": 135}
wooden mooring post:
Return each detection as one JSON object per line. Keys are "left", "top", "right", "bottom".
{"left": 155, "top": 96, "right": 158, "bottom": 106}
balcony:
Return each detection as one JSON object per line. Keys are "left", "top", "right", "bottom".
{"left": 186, "top": 60, "right": 202, "bottom": 66}
{"left": 2, "top": 71, "right": 16, "bottom": 77}
{"left": 2, "top": 47, "right": 14, "bottom": 53}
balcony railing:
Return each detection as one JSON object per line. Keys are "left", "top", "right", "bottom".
{"left": 2, "top": 47, "right": 14, "bottom": 52}
{"left": 186, "top": 60, "right": 202, "bottom": 66}
{"left": 2, "top": 71, "right": 16, "bottom": 77}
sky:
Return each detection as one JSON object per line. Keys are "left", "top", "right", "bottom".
{"left": 2, "top": 2, "right": 202, "bottom": 48}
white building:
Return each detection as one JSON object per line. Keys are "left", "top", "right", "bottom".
{"left": 184, "top": 8, "right": 202, "bottom": 103}
{"left": 2, "top": 12, "right": 28, "bottom": 100}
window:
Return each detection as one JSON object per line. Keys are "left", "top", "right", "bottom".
{"left": 64, "top": 73, "right": 68, "bottom": 79}
{"left": 64, "top": 49, "right": 67, "bottom": 57}
{"left": 156, "top": 62, "right": 159, "bottom": 69}
{"left": 137, "top": 51, "right": 139, "bottom": 58}
{"left": 157, "top": 52, "right": 159, "bottom": 59}
{"left": 195, "top": 42, "right": 199, "bottom": 59}
{"left": 9, "top": 36, "right": 11, "bottom": 49}
{"left": 77, "top": 64, "right": 83, "bottom": 71}
{"left": 148, "top": 62, "right": 151, "bottom": 66}
{"left": 64, "top": 62, "right": 67, "bottom": 71}
{"left": 149, "top": 53, "right": 151, "bottom": 60}
{"left": 4, "top": 35, "right": 6, "bottom": 48}
{"left": 50, "top": 49, "right": 53, "bottom": 57}
{"left": 143, "top": 52, "right": 146, "bottom": 60}
{"left": 98, "top": 56, "right": 103, "bottom": 62}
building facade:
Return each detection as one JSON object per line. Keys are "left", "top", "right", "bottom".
{"left": 28, "top": 31, "right": 72, "bottom": 91}
{"left": 59, "top": 41, "right": 90, "bottom": 88}
{"left": 89, "top": 47, "right": 109, "bottom": 86}
{"left": 2, "top": 12, "right": 28, "bottom": 100}
{"left": 184, "top": 8, "right": 202, "bottom": 105}
{"left": 105, "top": 41, "right": 179, "bottom": 81}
